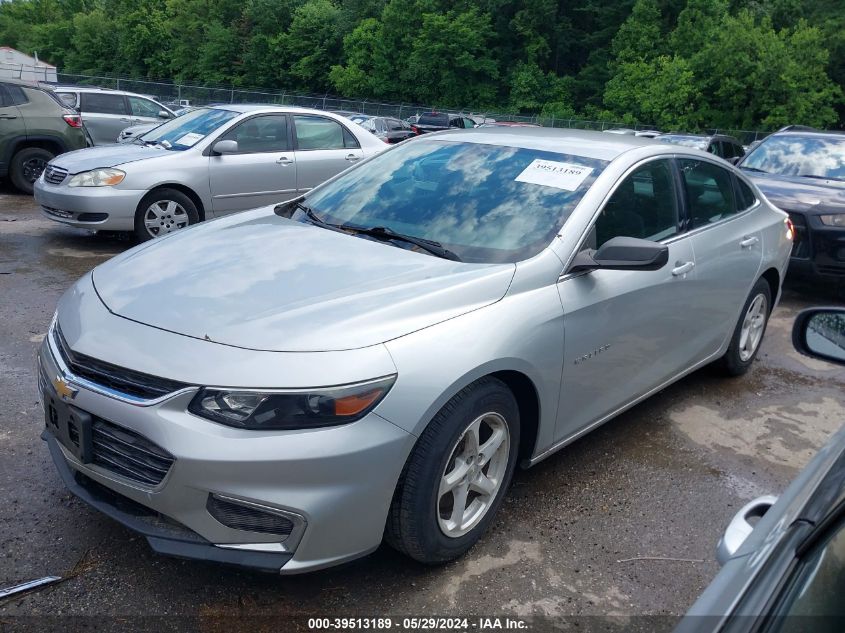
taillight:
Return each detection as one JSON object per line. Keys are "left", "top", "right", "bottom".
{"left": 785, "top": 217, "right": 795, "bottom": 241}
{"left": 411, "top": 125, "right": 419, "bottom": 135}
{"left": 63, "top": 114, "right": 82, "bottom": 128}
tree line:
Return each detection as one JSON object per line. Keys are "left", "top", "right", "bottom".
{"left": 1, "top": 0, "right": 843, "bottom": 130}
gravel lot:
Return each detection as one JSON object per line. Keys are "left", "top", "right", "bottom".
{"left": 1, "top": 191, "right": 843, "bottom": 627}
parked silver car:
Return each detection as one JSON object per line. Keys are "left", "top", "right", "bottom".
{"left": 54, "top": 87, "right": 176, "bottom": 146}
{"left": 39, "top": 129, "right": 792, "bottom": 573}
{"left": 117, "top": 107, "right": 200, "bottom": 144}
{"left": 34, "top": 105, "right": 387, "bottom": 241}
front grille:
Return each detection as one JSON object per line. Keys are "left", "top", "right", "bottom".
{"left": 44, "top": 165, "right": 68, "bottom": 185}
{"left": 53, "top": 324, "right": 189, "bottom": 400}
{"left": 788, "top": 212, "right": 810, "bottom": 259}
{"left": 206, "top": 495, "right": 294, "bottom": 537}
{"left": 91, "top": 417, "right": 174, "bottom": 486}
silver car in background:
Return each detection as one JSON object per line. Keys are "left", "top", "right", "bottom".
{"left": 34, "top": 105, "right": 387, "bottom": 241}
{"left": 39, "top": 129, "right": 792, "bottom": 573}
{"left": 54, "top": 87, "right": 176, "bottom": 146}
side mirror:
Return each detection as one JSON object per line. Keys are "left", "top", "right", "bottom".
{"left": 792, "top": 308, "right": 845, "bottom": 366}
{"left": 569, "top": 236, "right": 669, "bottom": 273}
{"left": 158, "top": 110, "right": 172, "bottom": 119}
{"left": 212, "top": 139, "right": 239, "bottom": 155}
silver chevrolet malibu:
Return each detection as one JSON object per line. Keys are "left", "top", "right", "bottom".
{"left": 39, "top": 128, "right": 792, "bottom": 573}
{"left": 34, "top": 105, "right": 386, "bottom": 241}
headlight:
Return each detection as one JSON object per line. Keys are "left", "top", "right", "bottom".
{"left": 67, "top": 168, "right": 125, "bottom": 187}
{"left": 188, "top": 375, "right": 396, "bottom": 430}
{"left": 819, "top": 214, "right": 845, "bottom": 227}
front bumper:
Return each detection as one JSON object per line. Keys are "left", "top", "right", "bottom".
{"left": 787, "top": 212, "right": 845, "bottom": 279}
{"left": 34, "top": 177, "right": 145, "bottom": 232}
{"left": 38, "top": 323, "right": 416, "bottom": 573}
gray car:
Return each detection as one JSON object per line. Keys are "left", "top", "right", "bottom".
{"left": 678, "top": 307, "right": 845, "bottom": 632}
{"left": 54, "top": 87, "right": 176, "bottom": 146}
{"left": 38, "top": 129, "right": 792, "bottom": 573}
{"left": 34, "top": 105, "right": 386, "bottom": 241}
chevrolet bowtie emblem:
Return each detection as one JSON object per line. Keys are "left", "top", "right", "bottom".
{"left": 53, "top": 375, "right": 78, "bottom": 400}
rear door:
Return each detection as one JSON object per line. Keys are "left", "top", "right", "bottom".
{"left": 681, "top": 158, "right": 764, "bottom": 359}
{"left": 555, "top": 158, "right": 699, "bottom": 441}
{"left": 208, "top": 113, "right": 298, "bottom": 214}
{"left": 78, "top": 92, "right": 131, "bottom": 144}
{"left": 292, "top": 114, "right": 363, "bottom": 192}
{"left": 0, "top": 83, "right": 25, "bottom": 175}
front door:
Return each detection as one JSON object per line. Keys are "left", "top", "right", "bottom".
{"left": 0, "top": 83, "right": 25, "bottom": 175}
{"left": 555, "top": 158, "right": 700, "bottom": 442}
{"left": 208, "top": 114, "right": 298, "bottom": 214}
{"left": 292, "top": 114, "right": 364, "bottom": 192}
{"left": 680, "top": 158, "right": 764, "bottom": 358}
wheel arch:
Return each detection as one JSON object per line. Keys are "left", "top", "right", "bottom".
{"left": 759, "top": 267, "right": 780, "bottom": 311}
{"left": 143, "top": 183, "right": 206, "bottom": 221}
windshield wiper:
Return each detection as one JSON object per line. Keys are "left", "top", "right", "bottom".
{"left": 295, "top": 202, "right": 346, "bottom": 232}
{"left": 798, "top": 174, "right": 845, "bottom": 182}
{"left": 741, "top": 166, "right": 768, "bottom": 173}
{"left": 341, "top": 224, "right": 461, "bottom": 261}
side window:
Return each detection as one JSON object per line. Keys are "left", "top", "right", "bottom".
{"left": 5, "top": 85, "right": 27, "bottom": 105}
{"left": 707, "top": 141, "right": 720, "bottom": 156}
{"left": 769, "top": 520, "right": 844, "bottom": 633}
{"left": 128, "top": 96, "right": 165, "bottom": 118}
{"left": 591, "top": 160, "right": 679, "bottom": 249}
{"left": 678, "top": 159, "right": 737, "bottom": 228}
{"left": 294, "top": 115, "right": 350, "bottom": 150}
{"left": 375, "top": 118, "right": 387, "bottom": 134}
{"left": 57, "top": 92, "right": 77, "bottom": 108}
{"left": 219, "top": 114, "right": 289, "bottom": 153}
{"left": 449, "top": 117, "right": 462, "bottom": 128}
{"left": 342, "top": 125, "right": 359, "bottom": 149}
{"left": 387, "top": 119, "right": 403, "bottom": 131}
{"left": 80, "top": 92, "right": 128, "bottom": 115}
{"left": 0, "top": 84, "right": 10, "bottom": 107}
{"left": 463, "top": 117, "right": 476, "bottom": 129}
{"left": 735, "top": 177, "right": 757, "bottom": 211}
{"left": 733, "top": 142, "right": 745, "bottom": 159}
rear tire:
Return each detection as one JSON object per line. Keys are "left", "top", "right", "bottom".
{"left": 134, "top": 188, "right": 199, "bottom": 242}
{"left": 386, "top": 377, "right": 520, "bottom": 564}
{"left": 10, "top": 147, "right": 54, "bottom": 194}
{"left": 719, "top": 278, "right": 772, "bottom": 376}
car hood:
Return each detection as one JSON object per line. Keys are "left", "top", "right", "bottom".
{"left": 50, "top": 144, "right": 172, "bottom": 174}
{"left": 91, "top": 208, "right": 516, "bottom": 352}
{"left": 745, "top": 171, "right": 845, "bottom": 215}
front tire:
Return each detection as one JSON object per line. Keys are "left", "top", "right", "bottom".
{"left": 386, "top": 377, "right": 520, "bottom": 564}
{"left": 134, "top": 188, "right": 199, "bottom": 242}
{"left": 10, "top": 147, "right": 54, "bottom": 194}
{"left": 720, "top": 278, "right": 772, "bottom": 376}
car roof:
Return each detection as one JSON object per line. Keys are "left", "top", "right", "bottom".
{"left": 423, "top": 127, "right": 657, "bottom": 161}
{"left": 767, "top": 130, "right": 845, "bottom": 140}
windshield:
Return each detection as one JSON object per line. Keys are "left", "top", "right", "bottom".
{"left": 302, "top": 140, "right": 608, "bottom": 263}
{"left": 657, "top": 135, "right": 708, "bottom": 150}
{"left": 139, "top": 107, "right": 239, "bottom": 151}
{"left": 741, "top": 135, "right": 845, "bottom": 180}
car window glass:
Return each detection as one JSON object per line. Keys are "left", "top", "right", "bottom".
{"left": 360, "top": 119, "right": 375, "bottom": 132}
{"left": 591, "top": 160, "right": 679, "bottom": 248}
{"left": 80, "top": 92, "right": 128, "bottom": 115}
{"left": 128, "top": 96, "right": 163, "bottom": 118}
{"left": 4, "top": 84, "right": 27, "bottom": 106}
{"left": 679, "top": 159, "right": 737, "bottom": 228}
{"left": 57, "top": 92, "right": 77, "bottom": 108}
{"left": 464, "top": 118, "right": 476, "bottom": 129}
{"left": 388, "top": 119, "right": 403, "bottom": 131}
{"left": 735, "top": 178, "right": 757, "bottom": 210}
{"left": 294, "top": 115, "right": 350, "bottom": 150}
{"left": 376, "top": 119, "right": 387, "bottom": 133}
{"left": 742, "top": 135, "right": 845, "bottom": 180}
{"left": 141, "top": 107, "right": 239, "bottom": 151}
{"left": 449, "top": 118, "right": 462, "bottom": 128}
{"left": 342, "top": 125, "right": 359, "bottom": 149}
{"left": 707, "top": 141, "right": 721, "bottom": 157}
{"left": 771, "top": 520, "right": 844, "bottom": 633}
{"left": 220, "top": 115, "right": 289, "bottom": 153}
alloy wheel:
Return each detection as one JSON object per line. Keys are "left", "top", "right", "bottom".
{"left": 143, "top": 200, "right": 189, "bottom": 238}
{"left": 739, "top": 293, "right": 768, "bottom": 361}
{"left": 22, "top": 157, "right": 47, "bottom": 183}
{"left": 437, "top": 412, "right": 510, "bottom": 538}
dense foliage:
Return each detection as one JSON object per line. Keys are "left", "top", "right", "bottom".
{"left": 1, "top": 0, "right": 842, "bottom": 129}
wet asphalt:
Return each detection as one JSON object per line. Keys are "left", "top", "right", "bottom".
{"left": 0, "top": 190, "right": 843, "bottom": 625}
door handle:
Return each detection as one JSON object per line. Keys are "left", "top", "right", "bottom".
{"left": 276, "top": 156, "right": 293, "bottom": 166}
{"left": 345, "top": 153, "right": 361, "bottom": 162}
{"left": 740, "top": 235, "right": 759, "bottom": 248}
{"left": 671, "top": 261, "right": 695, "bottom": 276}
{"left": 0, "top": 114, "right": 17, "bottom": 119}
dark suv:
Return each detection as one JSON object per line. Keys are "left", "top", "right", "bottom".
{"left": 656, "top": 133, "right": 746, "bottom": 164}
{"left": 0, "top": 78, "right": 87, "bottom": 194}
{"left": 738, "top": 130, "right": 845, "bottom": 286}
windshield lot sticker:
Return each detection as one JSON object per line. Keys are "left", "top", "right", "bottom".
{"left": 176, "top": 132, "right": 204, "bottom": 146}
{"left": 515, "top": 160, "right": 593, "bottom": 191}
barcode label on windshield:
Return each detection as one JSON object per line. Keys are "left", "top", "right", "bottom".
{"left": 515, "top": 159, "right": 593, "bottom": 191}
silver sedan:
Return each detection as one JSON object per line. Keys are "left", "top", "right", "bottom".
{"left": 39, "top": 129, "right": 792, "bottom": 573}
{"left": 34, "top": 105, "right": 387, "bottom": 241}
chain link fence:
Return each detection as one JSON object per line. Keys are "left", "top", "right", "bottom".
{"left": 47, "top": 70, "right": 773, "bottom": 144}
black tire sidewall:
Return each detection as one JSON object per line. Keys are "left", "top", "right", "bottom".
{"left": 723, "top": 278, "right": 772, "bottom": 375}
{"left": 134, "top": 188, "right": 199, "bottom": 242}
{"left": 396, "top": 378, "right": 520, "bottom": 562}
{"left": 10, "top": 147, "right": 54, "bottom": 194}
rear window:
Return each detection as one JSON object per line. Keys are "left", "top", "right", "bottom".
{"left": 418, "top": 113, "right": 449, "bottom": 126}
